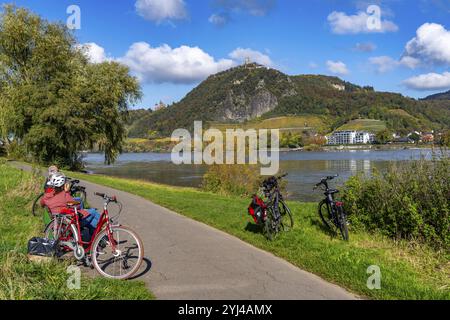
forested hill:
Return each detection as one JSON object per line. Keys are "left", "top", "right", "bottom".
{"left": 423, "top": 90, "right": 450, "bottom": 101}
{"left": 128, "top": 63, "right": 450, "bottom": 137}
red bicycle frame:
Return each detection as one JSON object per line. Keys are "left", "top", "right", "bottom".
{"left": 54, "top": 197, "right": 118, "bottom": 254}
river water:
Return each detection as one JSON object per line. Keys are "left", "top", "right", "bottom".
{"left": 83, "top": 149, "right": 440, "bottom": 202}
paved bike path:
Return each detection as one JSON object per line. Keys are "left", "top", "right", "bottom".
{"left": 15, "top": 163, "right": 356, "bottom": 300}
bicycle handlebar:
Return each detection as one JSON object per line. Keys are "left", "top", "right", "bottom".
{"left": 314, "top": 174, "right": 339, "bottom": 189}
{"left": 278, "top": 173, "right": 288, "bottom": 180}
{"left": 95, "top": 192, "right": 118, "bottom": 203}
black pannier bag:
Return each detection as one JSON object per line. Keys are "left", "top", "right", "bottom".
{"left": 27, "top": 237, "right": 59, "bottom": 257}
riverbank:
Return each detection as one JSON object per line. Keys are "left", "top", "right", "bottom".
{"left": 65, "top": 169, "right": 450, "bottom": 300}
{"left": 122, "top": 137, "right": 439, "bottom": 154}
{"left": 0, "top": 161, "right": 154, "bottom": 300}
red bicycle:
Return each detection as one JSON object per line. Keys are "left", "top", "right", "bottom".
{"left": 44, "top": 192, "right": 144, "bottom": 279}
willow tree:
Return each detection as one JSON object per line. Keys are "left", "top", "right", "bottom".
{"left": 0, "top": 5, "right": 141, "bottom": 168}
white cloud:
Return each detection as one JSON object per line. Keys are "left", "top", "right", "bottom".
{"left": 403, "top": 23, "right": 450, "bottom": 65}
{"left": 215, "top": 0, "right": 275, "bottom": 17}
{"left": 229, "top": 48, "right": 273, "bottom": 67}
{"left": 354, "top": 42, "right": 377, "bottom": 52}
{"left": 369, "top": 23, "right": 450, "bottom": 73}
{"left": 77, "top": 42, "right": 109, "bottom": 63}
{"left": 135, "top": 0, "right": 188, "bottom": 23}
{"left": 369, "top": 56, "right": 398, "bottom": 73}
{"left": 209, "top": 13, "right": 228, "bottom": 26}
{"left": 369, "top": 55, "right": 421, "bottom": 73}
{"left": 80, "top": 42, "right": 273, "bottom": 84}
{"left": 119, "top": 42, "right": 236, "bottom": 84}
{"left": 326, "top": 60, "right": 349, "bottom": 75}
{"left": 399, "top": 56, "right": 421, "bottom": 69}
{"left": 327, "top": 11, "right": 398, "bottom": 34}
{"left": 403, "top": 71, "right": 450, "bottom": 91}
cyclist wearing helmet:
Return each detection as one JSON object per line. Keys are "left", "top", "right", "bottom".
{"left": 41, "top": 173, "right": 100, "bottom": 239}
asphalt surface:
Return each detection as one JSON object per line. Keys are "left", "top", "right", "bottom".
{"left": 13, "top": 162, "right": 356, "bottom": 300}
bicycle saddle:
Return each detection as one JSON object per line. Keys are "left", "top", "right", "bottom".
{"left": 327, "top": 189, "right": 339, "bottom": 195}
{"left": 66, "top": 201, "right": 81, "bottom": 207}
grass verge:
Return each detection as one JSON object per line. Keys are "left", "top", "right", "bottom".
{"left": 338, "top": 119, "right": 387, "bottom": 133}
{"left": 0, "top": 162, "right": 154, "bottom": 300}
{"left": 66, "top": 170, "right": 449, "bottom": 300}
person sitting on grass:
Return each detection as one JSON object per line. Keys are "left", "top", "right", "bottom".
{"left": 41, "top": 173, "right": 101, "bottom": 241}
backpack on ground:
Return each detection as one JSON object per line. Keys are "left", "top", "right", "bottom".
{"left": 27, "top": 237, "right": 59, "bottom": 257}
{"left": 248, "top": 195, "right": 266, "bottom": 224}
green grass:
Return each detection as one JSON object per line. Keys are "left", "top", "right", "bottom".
{"left": 0, "top": 162, "right": 154, "bottom": 300}
{"left": 388, "top": 109, "right": 418, "bottom": 120}
{"left": 66, "top": 170, "right": 449, "bottom": 300}
{"left": 338, "top": 119, "right": 387, "bottom": 133}
{"left": 208, "top": 115, "right": 330, "bottom": 133}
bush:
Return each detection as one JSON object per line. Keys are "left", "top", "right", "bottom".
{"left": 4, "top": 141, "right": 28, "bottom": 161}
{"left": 202, "top": 165, "right": 263, "bottom": 197}
{"left": 342, "top": 150, "right": 450, "bottom": 250}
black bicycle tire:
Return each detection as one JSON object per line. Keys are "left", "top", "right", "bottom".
{"left": 279, "top": 200, "right": 294, "bottom": 231}
{"left": 318, "top": 200, "right": 333, "bottom": 230}
{"left": 32, "top": 193, "right": 45, "bottom": 216}
{"left": 76, "top": 190, "right": 87, "bottom": 204}
{"left": 263, "top": 208, "right": 275, "bottom": 241}
{"left": 71, "top": 187, "right": 87, "bottom": 202}
{"left": 338, "top": 207, "right": 349, "bottom": 241}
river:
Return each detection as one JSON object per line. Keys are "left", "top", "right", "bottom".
{"left": 83, "top": 148, "right": 440, "bottom": 202}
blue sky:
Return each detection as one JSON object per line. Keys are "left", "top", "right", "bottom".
{"left": 8, "top": 0, "right": 450, "bottom": 108}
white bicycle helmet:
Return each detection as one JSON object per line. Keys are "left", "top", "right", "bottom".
{"left": 49, "top": 173, "right": 66, "bottom": 188}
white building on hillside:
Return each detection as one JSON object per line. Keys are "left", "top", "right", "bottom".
{"left": 327, "top": 130, "right": 375, "bottom": 145}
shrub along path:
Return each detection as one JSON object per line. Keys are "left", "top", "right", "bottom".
{"left": 11, "top": 162, "right": 355, "bottom": 300}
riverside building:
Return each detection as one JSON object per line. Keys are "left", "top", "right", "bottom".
{"left": 327, "top": 130, "right": 375, "bottom": 145}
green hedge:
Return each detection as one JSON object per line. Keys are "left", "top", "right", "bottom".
{"left": 202, "top": 164, "right": 263, "bottom": 197}
{"left": 342, "top": 151, "right": 449, "bottom": 250}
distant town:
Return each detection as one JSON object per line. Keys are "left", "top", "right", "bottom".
{"left": 325, "top": 130, "right": 437, "bottom": 146}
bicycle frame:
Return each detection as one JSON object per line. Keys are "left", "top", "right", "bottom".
{"left": 263, "top": 178, "right": 285, "bottom": 221}
{"left": 318, "top": 179, "right": 344, "bottom": 226}
{"left": 53, "top": 201, "right": 117, "bottom": 255}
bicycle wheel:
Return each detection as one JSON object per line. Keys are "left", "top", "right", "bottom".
{"left": 32, "top": 193, "right": 45, "bottom": 216}
{"left": 337, "top": 207, "right": 349, "bottom": 241}
{"left": 318, "top": 200, "right": 334, "bottom": 230}
{"left": 263, "top": 208, "right": 277, "bottom": 241}
{"left": 44, "top": 218, "right": 78, "bottom": 252}
{"left": 279, "top": 200, "right": 294, "bottom": 232}
{"left": 91, "top": 226, "right": 144, "bottom": 280}
{"left": 72, "top": 189, "right": 87, "bottom": 205}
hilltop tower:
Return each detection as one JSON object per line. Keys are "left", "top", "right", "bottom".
{"left": 244, "top": 57, "right": 251, "bottom": 68}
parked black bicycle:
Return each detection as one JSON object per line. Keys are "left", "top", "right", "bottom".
{"left": 314, "top": 175, "right": 349, "bottom": 241}
{"left": 32, "top": 177, "right": 87, "bottom": 217}
{"left": 260, "top": 174, "right": 294, "bottom": 240}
